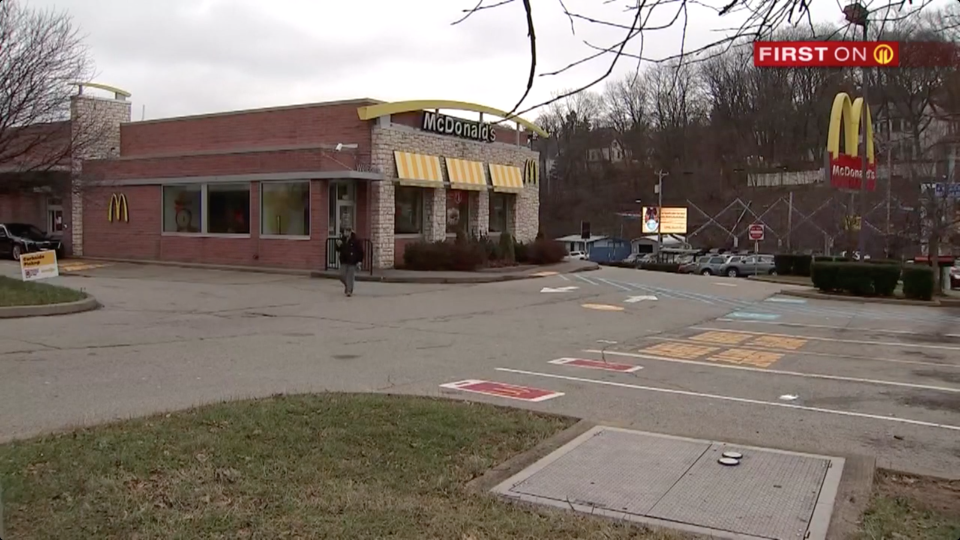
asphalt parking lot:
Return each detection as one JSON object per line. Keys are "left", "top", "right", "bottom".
{"left": 1, "top": 260, "right": 959, "bottom": 478}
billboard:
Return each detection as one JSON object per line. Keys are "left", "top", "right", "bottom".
{"left": 827, "top": 92, "right": 877, "bottom": 191}
{"left": 641, "top": 207, "right": 687, "bottom": 234}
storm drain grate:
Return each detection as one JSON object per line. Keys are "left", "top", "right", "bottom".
{"left": 492, "top": 427, "right": 844, "bottom": 540}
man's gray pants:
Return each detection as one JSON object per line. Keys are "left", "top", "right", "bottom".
{"left": 340, "top": 264, "right": 357, "bottom": 294}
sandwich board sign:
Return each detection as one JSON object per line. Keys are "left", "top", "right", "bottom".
{"left": 20, "top": 250, "right": 59, "bottom": 282}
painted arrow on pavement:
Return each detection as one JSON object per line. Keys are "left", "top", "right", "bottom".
{"left": 624, "top": 295, "right": 658, "bottom": 303}
{"left": 540, "top": 286, "right": 579, "bottom": 293}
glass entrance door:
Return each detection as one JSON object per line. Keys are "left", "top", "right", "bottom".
{"left": 328, "top": 181, "right": 356, "bottom": 236}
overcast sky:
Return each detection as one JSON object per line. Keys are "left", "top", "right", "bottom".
{"left": 27, "top": 0, "right": 950, "bottom": 122}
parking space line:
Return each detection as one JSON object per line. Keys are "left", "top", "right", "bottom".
{"left": 746, "top": 335, "right": 808, "bottom": 350}
{"left": 689, "top": 331, "right": 753, "bottom": 345}
{"left": 639, "top": 342, "right": 720, "bottom": 359}
{"left": 597, "top": 278, "right": 633, "bottom": 292}
{"left": 574, "top": 274, "right": 600, "bottom": 286}
{"left": 644, "top": 336, "right": 955, "bottom": 368}
{"left": 692, "top": 326, "right": 960, "bottom": 351}
{"left": 708, "top": 348, "right": 783, "bottom": 368}
{"left": 582, "top": 349, "right": 960, "bottom": 394}
{"left": 495, "top": 368, "right": 960, "bottom": 432}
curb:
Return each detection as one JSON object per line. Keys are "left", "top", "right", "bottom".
{"left": 746, "top": 275, "right": 813, "bottom": 287}
{"left": 310, "top": 263, "right": 601, "bottom": 284}
{"left": 0, "top": 296, "right": 99, "bottom": 319}
{"left": 778, "top": 288, "right": 942, "bottom": 306}
{"left": 76, "top": 257, "right": 310, "bottom": 276}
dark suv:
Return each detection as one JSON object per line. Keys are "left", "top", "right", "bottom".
{"left": 0, "top": 223, "right": 64, "bottom": 261}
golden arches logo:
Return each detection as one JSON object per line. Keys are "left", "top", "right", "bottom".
{"left": 873, "top": 44, "right": 895, "bottom": 65}
{"left": 826, "top": 92, "right": 874, "bottom": 164}
{"left": 523, "top": 159, "right": 539, "bottom": 185}
{"left": 108, "top": 193, "right": 129, "bottom": 223}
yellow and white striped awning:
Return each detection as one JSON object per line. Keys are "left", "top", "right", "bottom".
{"left": 446, "top": 158, "right": 487, "bottom": 191}
{"left": 394, "top": 151, "right": 443, "bottom": 187}
{"left": 489, "top": 164, "right": 524, "bottom": 193}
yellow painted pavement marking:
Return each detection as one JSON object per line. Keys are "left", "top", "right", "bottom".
{"left": 640, "top": 342, "right": 720, "bottom": 360}
{"left": 708, "top": 348, "right": 783, "bottom": 368}
{"left": 581, "top": 303, "right": 625, "bottom": 312}
{"left": 689, "top": 331, "right": 752, "bottom": 345}
{"left": 747, "top": 335, "right": 808, "bottom": 350}
{"left": 60, "top": 263, "right": 108, "bottom": 272}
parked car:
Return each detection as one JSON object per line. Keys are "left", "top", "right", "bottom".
{"left": 697, "top": 255, "right": 731, "bottom": 275}
{"left": 566, "top": 251, "right": 587, "bottom": 261}
{"left": 950, "top": 263, "right": 960, "bottom": 289}
{"left": 0, "top": 223, "right": 63, "bottom": 261}
{"left": 720, "top": 254, "right": 777, "bottom": 277}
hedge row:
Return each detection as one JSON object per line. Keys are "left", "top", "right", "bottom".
{"left": 775, "top": 254, "right": 903, "bottom": 276}
{"left": 810, "top": 261, "right": 935, "bottom": 301}
{"left": 402, "top": 234, "right": 566, "bottom": 271}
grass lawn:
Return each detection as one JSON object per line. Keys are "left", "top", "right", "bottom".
{"left": 0, "top": 275, "right": 86, "bottom": 307}
{"left": 0, "top": 394, "right": 671, "bottom": 539}
{"left": 857, "top": 470, "right": 960, "bottom": 540}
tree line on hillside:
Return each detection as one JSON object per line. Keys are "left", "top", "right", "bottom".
{"left": 533, "top": 8, "right": 960, "bottom": 256}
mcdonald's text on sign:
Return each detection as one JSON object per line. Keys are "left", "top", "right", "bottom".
{"left": 827, "top": 92, "right": 877, "bottom": 192}
{"left": 754, "top": 41, "right": 899, "bottom": 67}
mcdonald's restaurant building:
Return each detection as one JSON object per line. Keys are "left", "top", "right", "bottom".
{"left": 81, "top": 96, "right": 543, "bottom": 270}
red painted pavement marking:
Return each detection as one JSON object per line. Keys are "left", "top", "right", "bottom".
{"left": 439, "top": 379, "right": 564, "bottom": 402}
{"left": 549, "top": 357, "right": 643, "bottom": 373}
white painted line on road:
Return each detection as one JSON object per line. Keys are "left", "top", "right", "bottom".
{"left": 765, "top": 297, "right": 808, "bottom": 304}
{"left": 597, "top": 278, "right": 633, "bottom": 292}
{"left": 727, "top": 312, "right": 781, "bottom": 320}
{"left": 495, "top": 368, "right": 960, "bottom": 432}
{"left": 558, "top": 274, "right": 571, "bottom": 281}
{"left": 692, "top": 326, "right": 960, "bottom": 352}
{"left": 645, "top": 336, "right": 960, "bottom": 369}
{"left": 541, "top": 286, "right": 579, "bottom": 293}
{"left": 582, "top": 349, "right": 960, "bottom": 394}
{"left": 714, "top": 319, "right": 943, "bottom": 336}
{"left": 574, "top": 274, "right": 600, "bottom": 286}
{"left": 714, "top": 282, "right": 737, "bottom": 287}
{"left": 624, "top": 295, "right": 658, "bottom": 303}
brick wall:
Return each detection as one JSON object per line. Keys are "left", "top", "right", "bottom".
{"left": 71, "top": 94, "right": 131, "bottom": 256}
{"left": 120, "top": 100, "right": 376, "bottom": 157}
{"left": 0, "top": 193, "right": 45, "bottom": 224}
{"left": 370, "top": 122, "right": 540, "bottom": 267}
{"left": 82, "top": 179, "right": 334, "bottom": 270}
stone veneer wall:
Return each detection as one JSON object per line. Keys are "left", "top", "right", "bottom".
{"left": 70, "top": 94, "right": 132, "bottom": 255}
{"left": 370, "top": 123, "right": 539, "bottom": 268}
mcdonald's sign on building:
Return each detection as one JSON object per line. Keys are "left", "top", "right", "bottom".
{"left": 827, "top": 92, "right": 877, "bottom": 191}
{"left": 523, "top": 159, "right": 539, "bottom": 185}
{"left": 108, "top": 193, "right": 129, "bottom": 222}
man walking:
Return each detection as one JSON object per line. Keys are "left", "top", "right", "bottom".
{"left": 336, "top": 228, "right": 364, "bottom": 297}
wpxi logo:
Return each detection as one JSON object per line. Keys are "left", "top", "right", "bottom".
{"left": 754, "top": 41, "right": 900, "bottom": 68}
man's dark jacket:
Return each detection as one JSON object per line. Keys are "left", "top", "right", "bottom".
{"left": 338, "top": 236, "right": 365, "bottom": 265}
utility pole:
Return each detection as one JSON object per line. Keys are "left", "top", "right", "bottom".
{"left": 787, "top": 191, "right": 794, "bottom": 251}
{"left": 655, "top": 169, "right": 668, "bottom": 259}
{"left": 886, "top": 116, "right": 893, "bottom": 255}
{"left": 855, "top": 10, "right": 871, "bottom": 256}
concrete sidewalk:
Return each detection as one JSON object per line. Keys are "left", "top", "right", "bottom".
{"left": 310, "top": 260, "right": 600, "bottom": 283}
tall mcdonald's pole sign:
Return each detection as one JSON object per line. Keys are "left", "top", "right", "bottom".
{"left": 827, "top": 92, "right": 876, "bottom": 191}
{"left": 108, "top": 193, "right": 129, "bottom": 222}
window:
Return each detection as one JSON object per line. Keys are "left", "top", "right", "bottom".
{"left": 163, "top": 185, "right": 203, "bottom": 233}
{"left": 395, "top": 186, "right": 423, "bottom": 234}
{"left": 207, "top": 183, "right": 250, "bottom": 234}
{"left": 262, "top": 181, "right": 310, "bottom": 236}
{"left": 489, "top": 192, "right": 509, "bottom": 233}
{"left": 446, "top": 189, "right": 469, "bottom": 235}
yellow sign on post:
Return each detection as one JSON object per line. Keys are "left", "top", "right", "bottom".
{"left": 20, "top": 250, "right": 59, "bottom": 282}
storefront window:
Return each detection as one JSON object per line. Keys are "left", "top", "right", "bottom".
{"left": 261, "top": 181, "right": 310, "bottom": 236}
{"left": 395, "top": 186, "right": 423, "bottom": 234}
{"left": 446, "top": 189, "right": 470, "bottom": 235}
{"left": 489, "top": 192, "right": 509, "bottom": 233}
{"left": 207, "top": 183, "right": 250, "bottom": 234}
{"left": 163, "top": 185, "right": 202, "bottom": 233}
